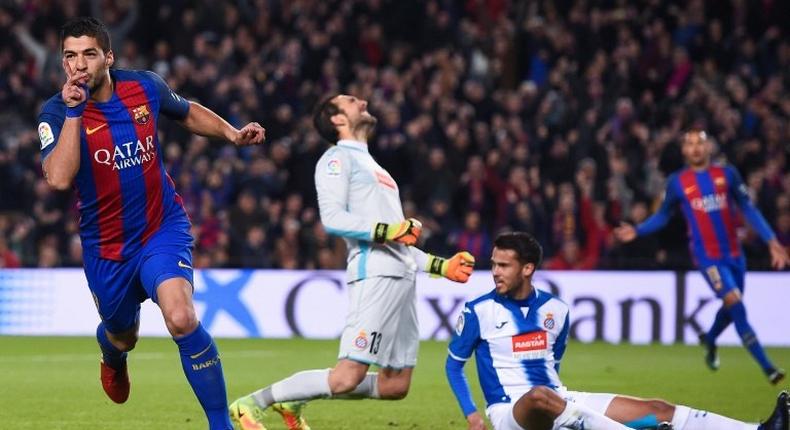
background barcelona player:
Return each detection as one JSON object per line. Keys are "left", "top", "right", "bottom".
{"left": 615, "top": 130, "right": 789, "bottom": 385}
{"left": 38, "top": 17, "right": 264, "bottom": 429}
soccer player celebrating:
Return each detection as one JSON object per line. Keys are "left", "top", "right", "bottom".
{"left": 446, "top": 231, "right": 789, "bottom": 430}
{"left": 614, "top": 130, "right": 789, "bottom": 384}
{"left": 229, "top": 94, "right": 476, "bottom": 430}
{"left": 38, "top": 17, "right": 265, "bottom": 430}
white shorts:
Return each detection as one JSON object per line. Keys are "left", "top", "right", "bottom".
{"left": 337, "top": 275, "right": 419, "bottom": 369}
{"left": 487, "top": 389, "right": 616, "bottom": 430}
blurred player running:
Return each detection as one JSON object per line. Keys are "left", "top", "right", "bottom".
{"left": 615, "top": 130, "right": 789, "bottom": 384}
{"left": 38, "top": 17, "right": 265, "bottom": 429}
{"left": 229, "top": 94, "right": 475, "bottom": 430}
{"left": 446, "top": 231, "right": 789, "bottom": 430}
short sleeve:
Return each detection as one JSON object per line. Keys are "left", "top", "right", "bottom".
{"left": 38, "top": 100, "right": 65, "bottom": 161}
{"left": 448, "top": 305, "right": 481, "bottom": 361}
{"left": 142, "top": 70, "right": 190, "bottom": 120}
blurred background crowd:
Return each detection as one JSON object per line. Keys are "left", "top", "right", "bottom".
{"left": 1, "top": 0, "right": 789, "bottom": 270}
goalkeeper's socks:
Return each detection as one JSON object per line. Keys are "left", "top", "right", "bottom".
{"left": 96, "top": 323, "right": 127, "bottom": 370}
{"left": 174, "top": 324, "right": 232, "bottom": 430}
{"left": 553, "top": 402, "right": 631, "bottom": 429}
{"left": 705, "top": 306, "right": 732, "bottom": 343}
{"left": 253, "top": 369, "right": 333, "bottom": 407}
{"left": 672, "top": 405, "right": 757, "bottom": 429}
{"left": 331, "top": 372, "right": 380, "bottom": 399}
{"left": 727, "top": 301, "right": 775, "bottom": 374}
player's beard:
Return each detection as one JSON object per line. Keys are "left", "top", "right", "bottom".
{"left": 89, "top": 71, "right": 110, "bottom": 94}
{"left": 354, "top": 114, "right": 378, "bottom": 139}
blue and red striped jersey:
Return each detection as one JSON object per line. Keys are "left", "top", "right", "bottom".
{"left": 38, "top": 69, "right": 191, "bottom": 261}
{"left": 636, "top": 164, "right": 776, "bottom": 261}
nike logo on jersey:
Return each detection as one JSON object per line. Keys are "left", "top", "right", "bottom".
{"left": 178, "top": 260, "right": 193, "bottom": 269}
{"left": 189, "top": 344, "right": 213, "bottom": 359}
{"left": 684, "top": 185, "right": 696, "bottom": 194}
{"left": 495, "top": 321, "right": 508, "bottom": 329}
{"left": 85, "top": 123, "right": 108, "bottom": 135}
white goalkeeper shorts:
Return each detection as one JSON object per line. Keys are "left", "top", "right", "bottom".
{"left": 337, "top": 274, "right": 419, "bottom": 369}
{"left": 487, "top": 389, "right": 616, "bottom": 430}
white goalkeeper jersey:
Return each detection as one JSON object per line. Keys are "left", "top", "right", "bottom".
{"left": 315, "top": 139, "right": 420, "bottom": 282}
{"left": 448, "top": 287, "right": 570, "bottom": 411}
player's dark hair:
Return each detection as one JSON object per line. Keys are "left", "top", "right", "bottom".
{"left": 313, "top": 94, "right": 341, "bottom": 143}
{"left": 494, "top": 231, "right": 543, "bottom": 267}
{"left": 61, "top": 17, "right": 112, "bottom": 53}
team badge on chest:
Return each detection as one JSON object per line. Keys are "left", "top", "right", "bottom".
{"left": 543, "top": 312, "right": 555, "bottom": 330}
{"left": 132, "top": 104, "right": 151, "bottom": 125}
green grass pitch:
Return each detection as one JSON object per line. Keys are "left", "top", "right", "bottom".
{"left": 0, "top": 336, "right": 787, "bottom": 429}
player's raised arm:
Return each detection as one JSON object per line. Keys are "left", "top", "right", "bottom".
{"left": 42, "top": 57, "right": 89, "bottom": 190}
{"left": 178, "top": 101, "right": 265, "bottom": 146}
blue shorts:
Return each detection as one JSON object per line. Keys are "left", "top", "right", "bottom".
{"left": 83, "top": 226, "right": 194, "bottom": 334}
{"left": 697, "top": 255, "right": 746, "bottom": 299}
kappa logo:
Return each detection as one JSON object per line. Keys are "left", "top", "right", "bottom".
{"left": 85, "top": 123, "right": 107, "bottom": 135}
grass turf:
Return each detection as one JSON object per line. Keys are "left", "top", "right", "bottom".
{"left": 0, "top": 336, "right": 787, "bottom": 429}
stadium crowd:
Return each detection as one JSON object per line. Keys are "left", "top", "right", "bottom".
{"left": 1, "top": 0, "right": 789, "bottom": 270}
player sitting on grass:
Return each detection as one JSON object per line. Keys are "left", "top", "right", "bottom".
{"left": 446, "top": 231, "right": 790, "bottom": 430}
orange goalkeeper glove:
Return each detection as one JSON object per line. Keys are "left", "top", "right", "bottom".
{"left": 372, "top": 218, "right": 422, "bottom": 246}
{"left": 427, "top": 251, "right": 475, "bottom": 283}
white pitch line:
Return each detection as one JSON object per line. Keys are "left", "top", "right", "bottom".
{"left": 0, "top": 349, "right": 278, "bottom": 363}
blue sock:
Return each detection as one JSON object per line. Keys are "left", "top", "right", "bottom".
{"left": 624, "top": 414, "right": 658, "bottom": 429}
{"left": 727, "top": 302, "right": 775, "bottom": 374}
{"left": 705, "top": 306, "right": 732, "bottom": 345}
{"left": 174, "top": 323, "right": 231, "bottom": 430}
{"left": 96, "top": 323, "right": 127, "bottom": 370}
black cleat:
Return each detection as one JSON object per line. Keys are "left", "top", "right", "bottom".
{"left": 657, "top": 422, "right": 674, "bottom": 430}
{"left": 699, "top": 333, "right": 719, "bottom": 371}
{"left": 757, "top": 391, "right": 789, "bottom": 430}
{"left": 769, "top": 369, "right": 786, "bottom": 386}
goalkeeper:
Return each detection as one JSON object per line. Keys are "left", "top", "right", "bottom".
{"left": 230, "top": 94, "right": 475, "bottom": 430}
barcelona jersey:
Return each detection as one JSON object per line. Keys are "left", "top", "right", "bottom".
{"left": 636, "top": 165, "right": 775, "bottom": 261}
{"left": 38, "top": 69, "right": 191, "bottom": 261}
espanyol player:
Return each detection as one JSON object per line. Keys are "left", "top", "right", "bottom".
{"left": 615, "top": 130, "right": 788, "bottom": 384}
{"left": 446, "top": 231, "right": 789, "bottom": 430}
{"left": 38, "top": 17, "right": 264, "bottom": 430}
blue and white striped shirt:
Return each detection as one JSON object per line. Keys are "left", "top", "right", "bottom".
{"left": 446, "top": 287, "right": 570, "bottom": 416}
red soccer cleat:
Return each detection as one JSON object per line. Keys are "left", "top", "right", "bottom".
{"left": 100, "top": 360, "right": 130, "bottom": 404}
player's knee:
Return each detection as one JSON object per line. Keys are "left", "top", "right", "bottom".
{"left": 522, "top": 386, "right": 557, "bottom": 413}
{"left": 328, "top": 368, "right": 366, "bottom": 394}
{"left": 163, "top": 307, "right": 197, "bottom": 336}
{"left": 378, "top": 380, "right": 410, "bottom": 400}
{"left": 111, "top": 335, "right": 138, "bottom": 352}
{"left": 646, "top": 399, "right": 675, "bottom": 420}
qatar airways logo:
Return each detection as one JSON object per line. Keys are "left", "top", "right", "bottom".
{"left": 690, "top": 193, "right": 727, "bottom": 212}
{"left": 93, "top": 135, "right": 156, "bottom": 171}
